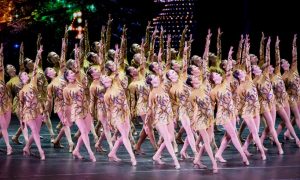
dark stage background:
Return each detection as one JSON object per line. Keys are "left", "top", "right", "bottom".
{"left": 0, "top": 0, "right": 299, "bottom": 72}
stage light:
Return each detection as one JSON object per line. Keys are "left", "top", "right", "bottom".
{"left": 14, "top": 44, "right": 20, "bottom": 49}
{"left": 77, "top": 11, "right": 82, "bottom": 17}
{"left": 77, "top": 18, "right": 82, "bottom": 23}
{"left": 77, "top": 26, "right": 83, "bottom": 31}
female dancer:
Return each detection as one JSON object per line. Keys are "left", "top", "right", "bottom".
{"left": 128, "top": 40, "right": 157, "bottom": 154}
{"left": 102, "top": 46, "right": 137, "bottom": 166}
{"left": 253, "top": 37, "right": 283, "bottom": 154}
{"left": 185, "top": 31, "right": 217, "bottom": 173}
{"left": 281, "top": 35, "right": 300, "bottom": 136}
{"left": 88, "top": 41, "right": 113, "bottom": 152}
{"left": 146, "top": 71, "right": 180, "bottom": 169}
{"left": 0, "top": 43, "right": 13, "bottom": 155}
{"left": 233, "top": 38, "right": 266, "bottom": 160}
{"left": 46, "top": 38, "right": 74, "bottom": 152}
{"left": 63, "top": 44, "right": 96, "bottom": 162}
{"left": 19, "top": 46, "right": 45, "bottom": 160}
{"left": 167, "top": 42, "right": 197, "bottom": 159}
{"left": 270, "top": 36, "right": 300, "bottom": 147}
{"left": 210, "top": 47, "right": 249, "bottom": 165}
{"left": 8, "top": 43, "right": 28, "bottom": 145}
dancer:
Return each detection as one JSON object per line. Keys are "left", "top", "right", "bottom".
{"left": 0, "top": 43, "right": 13, "bottom": 155}
{"left": 102, "top": 45, "right": 137, "bottom": 166}
{"left": 46, "top": 38, "right": 74, "bottom": 152}
{"left": 253, "top": 37, "right": 283, "bottom": 154}
{"left": 63, "top": 44, "right": 96, "bottom": 162}
{"left": 19, "top": 46, "right": 45, "bottom": 160}
{"left": 210, "top": 47, "right": 249, "bottom": 165}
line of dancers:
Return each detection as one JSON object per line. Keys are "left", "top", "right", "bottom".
{"left": 1, "top": 16, "right": 300, "bottom": 174}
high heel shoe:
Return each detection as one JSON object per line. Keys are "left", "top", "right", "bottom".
{"left": 152, "top": 156, "right": 165, "bottom": 165}
{"left": 131, "top": 158, "right": 137, "bottom": 166}
{"left": 193, "top": 160, "right": 207, "bottom": 169}
{"left": 69, "top": 143, "right": 74, "bottom": 153}
{"left": 284, "top": 133, "right": 295, "bottom": 141}
{"left": 296, "top": 140, "right": 300, "bottom": 148}
{"left": 7, "top": 146, "right": 12, "bottom": 156}
{"left": 278, "top": 149, "right": 284, "bottom": 155}
{"left": 108, "top": 154, "right": 121, "bottom": 162}
{"left": 180, "top": 152, "right": 190, "bottom": 159}
{"left": 174, "top": 161, "right": 181, "bottom": 169}
{"left": 40, "top": 151, "right": 45, "bottom": 160}
{"left": 243, "top": 159, "right": 250, "bottom": 166}
{"left": 89, "top": 154, "right": 96, "bottom": 162}
{"left": 215, "top": 154, "right": 227, "bottom": 163}
{"left": 72, "top": 150, "right": 83, "bottom": 159}
{"left": 261, "top": 154, "right": 267, "bottom": 161}
{"left": 23, "top": 147, "right": 30, "bottom": 156}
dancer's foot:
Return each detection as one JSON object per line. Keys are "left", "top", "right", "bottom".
{"left": 278, "top": 148, "right": 284, "bottom": 155}
{"left": 12, "top": 136, "right": 23, "bottom": 145}
{"left": 7, "top": 146, "right": 12, "bottom": 156}
{"left": 284, "top": 132, "right": 294, "bottom": 141}
{"left": 72, "top": 150, "right": 84, "bottom": 160}
{"left": 153, "top": 156, "right": 165, "bottom": 165}
{"left": 243, "top": 157, "right": 249, "bottom": 166}
{"left": 95, "top": 145, "right": 107, "bottom": 153}
{"left": 23, "top": 147, "right": 30, "bottom": 156}
{"left": 53, "top": 141, "right": 64, "bottom": 148}
{"left": 174, "top": 160, "right": 180, "bottom": 169}
{"left": 69, "top": 143, "right": 75, "bottom": 153}
{"left": 89, "top": 154, "right": 96, "bottom": 162}
{"left": 134, "top": 148, "right": 146, "bottom": 155}
{"left": 180, "top": 151, "right": 190, "bottom": 159}
{"left": 215, "top": 154, "right": 227, "bottom": 163}
{"left": 108, "top": 153, "right": 121, "bottom": 162}
{"left": 50, "top": 135, "right": 55, "bottom": 143}
{"left": 243, "top": 148, "right": 253, "bottom": 157}
{"left": 131, "top": 158, "right": 137, "bottom": 166}
{"left": 193, "top": 160, "right": 207, "bottom": 169}
{"left": 40, "top": 151, "right": 45, "bottom": 160}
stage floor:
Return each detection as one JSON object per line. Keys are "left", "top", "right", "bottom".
{"left": 1, "top": 116, "right": 300, "bottom": 180}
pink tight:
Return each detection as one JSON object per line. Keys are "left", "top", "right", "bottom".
{"left": 0, "top": 111, "right": 12, "bottom": 154}
{"left": 179, "top": 114, "right": 197, "bottom": 156}
{"left": 153, "top": 122, "right": 179, "bottom": 167}
{"left": 95, "top": 113, "right": 113, "bottom": 151}
{"left": 215, "top": 120, "right": 249, "bottom": 164}
{"left": 108, "top": 119, "right": 136, "bottom": 164}
{"left": 73, "top": 114, "right": 95, "bottom": 161}
{"left": 23, "top": 115, "right": 44, "bottom": 160}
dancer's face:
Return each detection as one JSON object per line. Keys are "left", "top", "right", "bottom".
{"left": 151, "top": 75, "right": 160, "bottom": 88}
{"left": 107, "top": 61, "right": 117, "bottom": 72}
{"left": 238, "top": 70, "right": 246, "bottom": 82}
{"left": 151, "top": 62, "right": 162, "bottom": 74}
{"left": 191, "top": 76, "right": 201, "bottom": 88}
{"left": 250, "top": 54, "right": 258, "bottom": 65}
{"left": 212, "top": 72, "right": 222, "bottom": 85}
{"left": 90, "top": 67, "right": 101, "bottom": 79}
{"left": 171, "top": 60, "right": 181, "bottom": 73}
{"left": 25, "top": 58, "right": 34, "bottom": 71}
{"left": 20, "top": 72, "right": 29, "bottom": 84}
{"left": 45, "top": 68, "right": 57, "bottom": 79}
{"left": 281, "top": 59, "right": 290, "bottom": 71}
{"left": 133, "top": 53, "right": 141, "bottom": 65}
{"left": 132, "top": 43, "right": 141, "bottom": 53}
{"left": 48, "top": 52, "right": 60, "bottom": 64}
{"left": 6, "top": 64, "right": 16, "bottom": 77}
{"left": 128, "top": 67, "right": 138, "bottom": 77}
{"left": 190, "top": 65, "right": 200, "bottom": 77}
{"left": 101, "top": 75, "right": 112, "bottom": 88}
{"left": 167, "top": 70, "right": 179, "bottom": 83}
{"left": 252, "top": 65, "right": 262, "bottom": 76}
{"left": 66, "top": 70, "right": 76, "bottom": 83}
